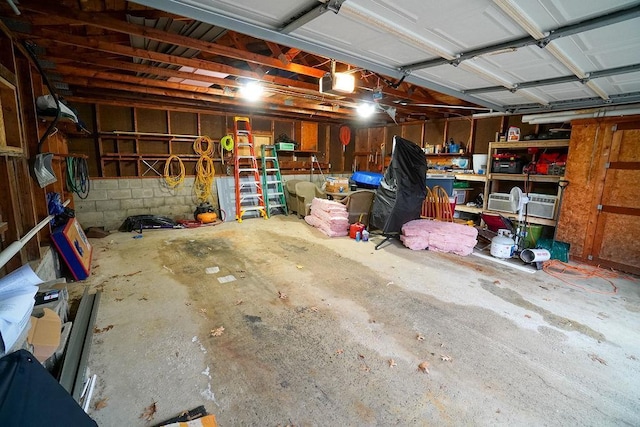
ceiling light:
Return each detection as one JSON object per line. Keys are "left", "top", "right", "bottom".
{"left": 333, "top": 72, "right": 355, "bottom": 93}
{"left": 320, "top": 72, "right": 355, "bottom": 95}
{"left": 357, "top": 102, "right": 376, "bottom": 118}
{"left": 239, "top": 81, "right": 263, "bottom": 101}
{"left": 319, "top": 60, "right": 356, "bottom": 95}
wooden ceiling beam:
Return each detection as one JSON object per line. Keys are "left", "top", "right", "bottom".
{"left": 64, "top": 79, "right": 348, "bottom": 119}
{"left": 66, "top": 93, "right": 347, "bottom": 123}
{"left": 56, "top": 67, "right": 346, "bottom": 115}
{"left": 227, "top": 31, "right": 265, "bottom": 76}
{"left": 37, "top": 44, "right": 242, "bottom": 87}
{"left": 55, "top": 64, "right": 225, "bottom": 95}
{"left": 265, "top": 43, "right": 305, "bottom": 67}
{"left": 40, "top": 47, "right": 351, "bottom": 109}
{"left": 20, "top": 0, "right": 326, "bottom": 78}
{"left": 24, "top": 29, "right": 318, "bottom": 91}
{"left": 285, "top": 48, "right": 303, "bottom": 63}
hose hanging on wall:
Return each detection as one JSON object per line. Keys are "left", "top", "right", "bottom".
{"left": 193, "top": 136, "right": 215, "bottom": 202}
{"left": 163, "top": 155, "right": 185, "bottom": 189}
{"left": 220, "top": 134, "right": 234, "bottom": 152}
{"left": 65, "top": 157, "right": 90, "bottom": 199}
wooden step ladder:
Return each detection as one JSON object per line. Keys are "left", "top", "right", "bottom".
{"left": 233, "top": 116, "right": 266, "bottom": 222}
{"left": 261, "top": 145, "right": 288, "bottom": 217}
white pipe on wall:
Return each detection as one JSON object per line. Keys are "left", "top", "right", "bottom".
{"left": 522, "top": 105, "right": 640, "bottom": 124}
{"left": 0, "top": 199, "right": 70, "bottom": 270}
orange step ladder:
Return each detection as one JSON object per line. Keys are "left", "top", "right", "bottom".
{"left": 233, "top": 116, "right": 266, "bottom": 222}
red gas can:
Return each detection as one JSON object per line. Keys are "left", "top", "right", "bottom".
{"left": 349, "top": 223, "right": 365, "bottom": 239}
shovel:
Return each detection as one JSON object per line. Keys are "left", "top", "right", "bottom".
{"left": 24, "top": 40, "right": 60, "bottom": 187}
{"left": 32, "top": 112, "right": 59, "bottom": 188}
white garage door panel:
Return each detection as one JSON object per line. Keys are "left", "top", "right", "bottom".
{"left": 525, "top": 82, "right": 597, "bottom": 102}
{"left": 510, "top": 0, "right": 638, "bottom": 31}
{"left": 551, "top": 19, "right": 640, "bottom": 72}
{"left": 414, "top": 65, "right": 501, "bottom": 90}
{"left": 472, "top": 46, "right": 570, "bottom": 82}
{"left": 596, "top": 71, "right": 640, "bottom": 94}
{"left": 475, "top": 90, "right": 541, "bottom": 106}
{"left": 179, "top": 0, "right": 316, "bottom": 28}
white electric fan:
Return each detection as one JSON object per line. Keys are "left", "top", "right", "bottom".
{"left": 509, "top": 187, "right": 529, "bottom": 248}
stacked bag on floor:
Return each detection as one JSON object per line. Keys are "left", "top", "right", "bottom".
{"left": 401, "top": 219, "right": 478, "bottom": 256}
{"left": 304, "top": 198, "right": 349, "bottom": 237}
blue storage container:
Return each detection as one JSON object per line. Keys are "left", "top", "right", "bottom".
{"left": 351, "top": 171, "right": 383, "bottom": 188}
{"left": 426, "top": 174, "right": 454, "bottom": 196}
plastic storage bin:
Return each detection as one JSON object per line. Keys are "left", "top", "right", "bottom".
{"left": 426, "top": 174, "right": 454, "bottom": 196}
{"left": 351, "top": 171, "right": 383, "bottom": 188}
{"left": 453, "top": 188, "right": 472, "bottom": 205}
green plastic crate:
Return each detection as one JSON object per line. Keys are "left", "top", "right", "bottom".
{"left": 275, "top": 142, "right": 295, "bottom": 151}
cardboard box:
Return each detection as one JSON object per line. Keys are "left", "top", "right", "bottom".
{"left": 27, "top": 308, "right": 61, "bottom": 363}
{"left": 325, "top": 177, "right": 349, "bottom": 193}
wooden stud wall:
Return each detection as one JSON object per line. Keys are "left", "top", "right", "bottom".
{"left": 68, "top": 103, "right": 336, "bottom": 177}
{"left": 0, "top": 24, "right": 63, "bottom": 275}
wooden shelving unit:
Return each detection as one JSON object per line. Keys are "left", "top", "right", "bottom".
{"left": 452, "top": 139, "right": 570, "bottom": 228}
{"left": 482, "top": 139, "right": 570, "bottom": 225}
{"left": 454, "top": 173, "right": 486, "bottom": 183}
{"left": 455, "top": 205, "right": 483, "bottom": 214}
{"left": 68, "top": 105, "right": 326, "bottom": 177}
{"left": 489, "top": 173, "right": 564, "bottom": 183}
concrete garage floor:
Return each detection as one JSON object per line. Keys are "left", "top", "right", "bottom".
{"left": 77, "top": 216, "right": 640, "bottom": 426}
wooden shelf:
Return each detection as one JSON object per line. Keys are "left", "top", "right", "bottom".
{"left": 103, "top": 131, "right": 202, "bottom": 138}
{"left": 102, "top": 153, "right": 215, "bottom": 160}
{"left": 455, "top": 205, "right": 483, "bottom": 214}
{"left": 425, "top": 153, "right": 469, "bottom": 157}
{"left": 489, "top": 173, "right": 564, "bottom": 183}
{"left": 454, "top": 173, "right": 487, "bottom": 182}
{"left": 489, "top": 139, "right": 569, "bottom": 149}
{"left": 484, "top": 210, "right": 557, "bottom": 226}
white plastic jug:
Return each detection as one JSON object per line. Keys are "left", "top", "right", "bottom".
{"left": 472, "top": 154, "right": 488, "bottom": 174}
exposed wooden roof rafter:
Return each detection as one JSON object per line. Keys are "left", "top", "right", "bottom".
{"left": 0, "top": 0, "right": 486, "bottom": 121}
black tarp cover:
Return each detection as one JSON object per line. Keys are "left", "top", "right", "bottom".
{"left": 370, "top": 136, "right": 427, "bottom": 234}
{"left": 0, "top": 350, "right": 97, "bottom": 426}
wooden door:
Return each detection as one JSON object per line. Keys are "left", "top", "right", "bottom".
{"left": 298, "top": 121, "right": 318, "bottom": 151}
{"left": 591, "top": 121, "right": 640, "bottom": 274}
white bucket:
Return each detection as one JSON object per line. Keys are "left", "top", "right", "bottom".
{"left": 520, "top": 248, "right": 551, "bottom": 263}
{"left": 472, "top": 154, "right": 488, "bottom": 174}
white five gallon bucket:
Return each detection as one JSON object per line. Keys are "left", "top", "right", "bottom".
{"left": 472, "top": 154, "right": 488, "bottom": 174}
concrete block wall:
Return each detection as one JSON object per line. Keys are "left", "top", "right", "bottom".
{"left": 34, "top": 247, "right": 61, "bottom": 282}
{"left": 74, "top": 177, "right": 208, "bottom": 231}
{"left": 74, "top": 173, "right": 353, "bottom": 231}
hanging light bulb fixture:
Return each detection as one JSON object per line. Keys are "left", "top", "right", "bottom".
{"left": 239, "top": 81, "right": 264, "bottom": 102}
{"left": 357, "top": 102, "right": 376, "bottom": 118}
{"left": 319, "top": 60, "right": 355, "bottom": 95}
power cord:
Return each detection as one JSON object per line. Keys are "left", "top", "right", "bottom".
{"left": 164, "top": 155, "right": 185, "bottom": 188}
{"left": 193, "top": 136, "right": 215, "bottom": 202}
{"left": 65, "top": 157, "right": 90, "bottom": 199}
